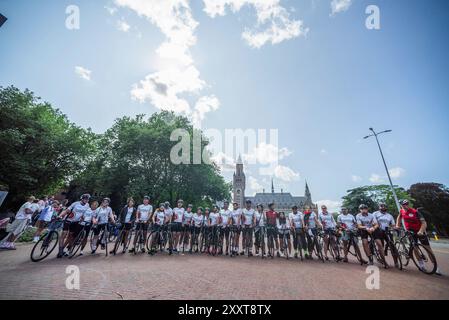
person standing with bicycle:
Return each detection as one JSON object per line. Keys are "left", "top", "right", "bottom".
{"left": 114, "top": 198, "right": 136, "bottom": 254}
{"left": 396, "top": 199, "right": 441, "bottom": 275}
{"left": 91, "top": 198, "right": 116, "bottom": 254}
{"left": 129, "top": 196, "right": 152, "bottom": 253}
{"left": 303, "top": 206, "right": 322, "bottom": 260}
{"left": 266, "top": 202, "right": 280, "bottom": 258}
{"left": 172, "top": 199, "right": 185, "bottom": 254}
{"left": 277, "top": 212, "right": 292, "bottom": 258}
{"left": 181, "top": 204, "right": 194, "bottom": 252}
{"left": 337, "top": 207, "right": 366, "bottom": 264}
{"left": 208, "top": 205, "right": 220, "bottom": 255}
{"left": 254, "top": 204, "right": 266, "bottom": 257}
{"left": 33, "top": 200, "right": 60, "bottom": 243}
{"left": 289, "top": 205, "right": 305, "bottom": 259}
{"left": 191, "top": 207, "right": 204, "bottom": 253}
{"left": 319, "top": 205, "right": 338, "bottom": 261}
{"left": 373, "top": 202, "right": 398, "bottom": 268}
{"left": 218, "top": 201, "right": 232, "bottom": 255}
{"left": 148, "top": 203, "right": 168, "bottom": 255}
{"left": 57, "top": 194, "right": 90, "bottom": 258}
{"left": 356, "top": 204, "right": 380, "bottom": 266}
{"left": 241, "top": 200, "right": 255, "bottom": 256}
{"left": 78, "top": 200, "right": 98, "bottom": 256}
{"left": 230, "top": 202, "right": 242, "bottom": 256}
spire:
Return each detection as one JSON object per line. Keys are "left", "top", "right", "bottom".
{"left": 237, "top": 154, "right": 243, "bottom": 165}
{"left": 271, "top": 178, "right": 274, "bottom": 193}
{"left": 305, "top": 180, "right": 311, "bottom": 203}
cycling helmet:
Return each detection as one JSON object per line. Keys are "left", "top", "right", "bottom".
{"left": 159, "top": 203, "right": 165, "bottom": 208}
{"left": 359, "top": 204, "right": 368, "bottom": 210}
{"left": 378, "top": 202, "right": 387, "bottom": 207}
{"left": 143, "top": 195, "right": 150, "bottom": 200}
{"left": 223, "top": 200, "right": 229, "bottom": 205}
{"left": 205, "top": 207, "right": 210, "bottom": 211}
{"left": 401, "top": 199, "right": 409, "bottom": 205}
{"left": 197, "top": 207, "right": 203, "bottom": 212}
{"left": 164, "top": 201, "right": 170, "bottom": 208}
{"left": 213, "top": 205, "right": 219, "bottom": 210}
{"left": 188, "top": 204, "right": 193, "bottom": 208}
{"left": 178, "top": 199, "right": 184, "bottom": 204}
{"left": 292, "top": 205, "right": 298, "bottom": 210}
{"left": 102, "top": 197, "right": 111, "bottom": 203}
{"left": 245, "top": 199, "right": 252, "bottom": 204}
{"left": 80, "top": 193, "right": 91, "bottom": 200}
{"left": 256, "top": 204, "right": 264, "bottom": 209}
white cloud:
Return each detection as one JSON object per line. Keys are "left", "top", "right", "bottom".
{"left": 369, "top": 174, "right": 384, "bottom": 184}
{"left": 273, "top": 165, "right": 300, "bottom": 182}
{"left": 203, "top": 0, "right": 308, "bottom": 48}
{"left": 389, "top": 167, "right": 405, "bottom": 179}
{"left": 115, "top": 0, "right": 218, "bottom": 127}
{"left": 351, "top": 175, "right": 362, "bottom": 182}
{"left": 320, "top": 148, "right": 328, "bottom": 155}
{"left": 248, "top": 176, "right": 263, "bottom": 191}
{"left": 244, "top": 142, "right": 292, "bottom": 165}
{"left": 75, "top": 66, "right": 91, "bottom": 81}
{"left": 210, "top": 151, "right": 236, "bottom": 172}
{"left": 117, "top": 19, "right": 131, "bottom": 32}
{"left": 317, "top": 200, "right": 342, "bottom": 213}
{"left": 330, "top": 0, "right": 352, "bottom": 16}
{"left": 105, "top": 5, "right": 118, "bottom": 15}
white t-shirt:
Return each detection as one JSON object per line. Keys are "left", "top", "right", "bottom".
{"left": 231, "top": 209, "right": 242, "bottom": 226}
{"left": 15, "top": 202, "right": 33, "bottom": 220}
{"left": 137, "top": 204, "right": 153, "bottom": 222}
{"left": 40, "top": 206, "right": 55, "bottom": 222}
{"left": 356, "top": 212, "right": 377, "bottom": 228}
{"left": 154, "top": 210, "right": 166, "bottom": 226}
{"left": 254, "top": 211, "right": 265, "bottom": 227}
{"left": 242, "top": 208, "right": 255, "bottom": 226}
{"left": 373, "top": 211, "right": 395, "bottom": 231}
{"left": 192, "top": 214, "right": 204, "bottom": 227}
{"left": 337, "top": 213, "right": 357, "bottom": 230}
{"left": 219, "top": 209, "right": 232, "bottom": 227}
{"left": 82, "top": 208, "right": 95, "bottom": 223}
{"left": 164, "top": 208, "right": 173, "bottom": 221}
{"left": 319, "top": 212, "right": 336, "bottom": 230}
{"left": 183, "top": 211, "right": 193, "bottom": 225}
{"left": 173, "top": 207, "right": 185, "bottom": 223}
{"left": 67, "top": 201, "right": 89, "bottom": 222}
{"left": 303, "top": 212, "right": 317, "bottom": 229}
{"left": 277, "top": 217, "right": 291, "bottom": 230}
{"left": 95, "top": 206, "right": 113, "bottom": 225}
{"left": 289, "top": 211, "right": 303, "bottom": 228}
{"left": 209, "top": 212, "right": 220, "bottom": 226}
{"left": 125, "top": 207, "right": 134, "bottom": 223}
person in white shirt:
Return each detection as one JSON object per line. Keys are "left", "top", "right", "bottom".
{"left": 319, "top": 205, "right": 338, "bottom": 261}
{"left": 33, "top": 200, "right": 61, "bottom": 242}
{"left": 337, "top": 207, "right": 366, "bottom": 264}
{"left": 373, "top": 202, "right": 396, "bottom": 268}
{"left": 181, "top": 204, "right": 194, "bottom": 252}
{"left": 148, "top": 203, "right": 169, "bottom": 255}
{"left": 277, "top": 211, "right": 292, "bottom": 258}
{"left": 172, "top": 199, "right": 185, "bottom": 253}
{"left": 241, "top": 200, "right": 255, "bottom": 256}
{"left": 219, "top": 201, "right": 232, "bottom": 255}
{"left": 0, "top": 196, "right": 35, "bottom": 250}
{"left": 79, "top": 200, "right": 98, "bottom": 256}
{"left": 91, "top": 197, "right": 116, "bottom": 254}
{"left": 207, "top": 205, "right": 221, "bottom": 255}
{"left": 190, "top": 207, "right": 204, "bottom": 253}
{"left": 130, "top": 196, "right": 152, "bottom": 253}
{"left": 253, "top": 204, "right": 266, "bottom": 257}
{"left": 356, "top": 204, "right": 380, "bottom": 265}
{"left": 58, "top": 193, "right": 90, "bottom": 258}
{"left": 230, "top": 202, "right": 242, "bottom": 256}
{"left": 289, "top": 205, "right": 305, "bottom": 259}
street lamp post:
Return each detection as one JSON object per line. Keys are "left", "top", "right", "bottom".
{"left": 363, "top": 127, "right": 402, "bottom": 214}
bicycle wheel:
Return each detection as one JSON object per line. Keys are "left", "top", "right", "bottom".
{"left": 134, "top": 231, "right": 143, "bottom": 254}
{"left": 260, "top": 229, "right": 266, "bottom": 258}
{"left": 314, "top": 237, "right": 325, "bottom": 262}
{"left": 283, "top": 234, "right": 289, "bottom": 259}
{"left": 351, "top": 237, "right": 364, "bottom": 264}
{"left": 69, "top": 230, "right": 86, "bottom": 258}
{"left": 388, "top": 240, "right": 403, "bottom": 270}
{"left": 30, "top": 231, "right": 59, "bottom": 262}
{"left": 113, "top": 229, "right": 125, "bottom": 255}
{"left": 267, "top": 233, "right": 274, "bottom": 258}
{"left": 395, "top": 240, "right": 410, "bottom": 267}
{"left": 410, "top": 244, "right": 437, "bottom": 275}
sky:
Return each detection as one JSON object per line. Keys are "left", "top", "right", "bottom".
{"left": 1, "top": 0, "right": 449, "bottom": 212}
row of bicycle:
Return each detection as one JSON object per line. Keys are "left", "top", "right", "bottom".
{"left": 28, "top": 217, "right": 438, "bottom": 275}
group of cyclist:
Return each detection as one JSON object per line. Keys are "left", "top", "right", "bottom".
{"left": 24, "top": 193, "right": 434, "bottom": 274}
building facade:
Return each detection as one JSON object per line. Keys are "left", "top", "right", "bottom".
{"left": 232, "top": 157, "right": 317, "bottom": 212}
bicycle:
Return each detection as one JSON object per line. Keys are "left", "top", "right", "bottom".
{"left": 112, "top": 223, "right": 133, "bottom": 255}
{"left": 279, "top": 228, "right": 290, "bottom": 260}
{"left": 209, "top": 226, "right": 221, "bottom": 256}
{"left": 326, "top": 229, "right": 341, "bottom": 262}
{"left": 395, "top": 230, "right": 437, "bottom": 275}
{"left": 291, "top": 228, "right": 304, "bottom": 261}
{"left": 309, "top": 229, "right": 325, "bottom": 262}
{"left": 266, "top": 226, "right": 276, "bottom": 259}
{"left": 255, "top": 226, "right": 266, "bottom": 258}
{"left": 242, "top": 225, "right": 253, "bottom": 257}
{"left": 68, "top": 222, "right": 91, "bottom": 258}
{"left": 339, "top": 229, "right": 365, "bottom": 264}
{"left": 30, "top": 218, "right": 63, "bottom": 262}
{"left": 228, "top": 225, "right": 237, "bottom": 257}
{"left": 382, "top": 228, "right": 402, "bottom": 270}
{"left": 133, "top": 222, "right": 148, "bottom": 254}
{"left": 90, "top": 224, "right": 109, "bottom": 256}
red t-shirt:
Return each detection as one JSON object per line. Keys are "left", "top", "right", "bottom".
{"left": 400, "top": 208, "right": 423, "bottom": 232}
{"left": 266, "top": 210, "right": 277, "bottom": 226}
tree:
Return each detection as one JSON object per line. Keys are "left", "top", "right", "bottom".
{"left": 0, "top": 86, "right": 97, "bottom": 210}
{"left": 67, "top": 111, "right": 230, "bottom": 211}
{"left": 409, "top": 183, "right": 449, "bottom": 236}
{"left": 342, "top": 185, "right": 412, "bottom": 216}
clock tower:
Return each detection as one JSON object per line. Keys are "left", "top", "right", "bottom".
{"left": 233, "top": 154, "right": 245, "bottom": 209}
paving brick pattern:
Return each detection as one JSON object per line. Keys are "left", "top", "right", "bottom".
{"left": 1, "top": 243, "right": 449, "bottom": 300}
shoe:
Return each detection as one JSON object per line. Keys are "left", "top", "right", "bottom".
{"left": 294, "top": 253, "right": 298, "bottom": 259}
{"left": 276, "top": 252, "right": 281, "bottom": 258}
{"left": 140, "top": 248, "right": 145, "bottom": 253}
{"left": 79, "top": 251, "right": 84, "bottom": 256}
{"left": 436, "top": 269, "right": 442, "bottom": 276}
{"left": 57, "top": 252, "right": 63, "bottom": 258}
{"left": 91, "top": 249, "right": 96, "bottom": 254}
{"left": 33, "top": 237, "right": 39, "bottom": 243}
{"left": 249, "top": 252, "right": 253, "bottom": 257}
{"left": 368, "top": 256, "right": 374, "bottom": 265}
{"left": 304, "top": 253, "right": 309, "bottom": 259}
{"left": 240, "top": 251, "right": 244, "bottom": 255}
{"left": 101, "top": 244, "right": 105, "bottom": 250}
{"left": 343, "top": 257, "right": 348, "bottom": 263}
{"left": 325, "top": 256, "right": 329, "bottom": 261}
{"left": 129, "top": 248, "right": 135, "bottom": 253}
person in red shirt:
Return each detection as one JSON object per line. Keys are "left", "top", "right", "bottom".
{"left": 265, "top": 202, "right": 280, "bottom": 257}
{"left": 396, "top": 199, "right": 441, "bottom": 275}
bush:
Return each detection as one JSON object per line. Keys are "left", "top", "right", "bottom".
{"left": 17, "top": 226, "right": 37, "bottom": 242}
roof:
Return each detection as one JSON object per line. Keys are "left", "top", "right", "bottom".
{"left": 245, "top": 192, "right": 307, "bottom": 207}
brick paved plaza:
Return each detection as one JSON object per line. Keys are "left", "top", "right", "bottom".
{"left": 1, "top": 242, "right": 449, "bottom": 300}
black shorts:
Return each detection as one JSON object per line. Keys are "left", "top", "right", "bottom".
{"left": 121, "top": 222, "right": 133, "bottom": 231}
{"left": 63, "top": 220, "right": 72, "bottom": 231}
{"left": 278, "top": 231, "right": 290, "bottom": 239}
{"left": 79, "top": 222, "right": 92, "bottom": 236}
{"left": 192, "top": 226, "right": 202, "bottom": 235}
{"left": 92, "top": 224, "right": 107, "bottom": 236}
{"left": 136, "top": 222, "right": 149, "bottom": 231}
{"left": 171, "top": 222, "right": 182, "bottom": 232}
{"left": 359, "top": 228, "right": 381, "bottom": 240}
{"left": 69, "top": 222, "right": 82, "bottom": 234}
{"left": 266, "top": 226, "right": 277, "bottom": 238}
